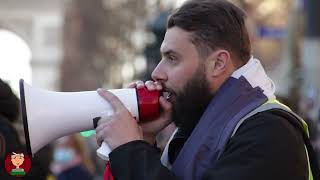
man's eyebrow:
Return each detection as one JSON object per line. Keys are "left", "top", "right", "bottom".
{"left": 161, "top": 49, "right": 180, "bottom": 57}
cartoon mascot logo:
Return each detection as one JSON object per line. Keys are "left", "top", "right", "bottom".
{"left": 4, "top": 152, "right": 31, "bottom": 177}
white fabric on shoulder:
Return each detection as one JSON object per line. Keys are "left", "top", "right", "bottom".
{"left": 231, "top": 56, "right": 276, "bottom": 100}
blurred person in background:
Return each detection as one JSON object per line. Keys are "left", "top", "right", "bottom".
{"left": 299, "top": 96, "right": 320, "bottom": 166}
{"left": 299, "top": 96, "right": 319, "bottom": 141}
{"left": 51, "top": 134, "right": 95, "bottom": 180}
{"left": 0, "top": 78, "right": 23, "bottom": 178}
{"left": 0, "top": 78, "right": 54, "bottom": 179}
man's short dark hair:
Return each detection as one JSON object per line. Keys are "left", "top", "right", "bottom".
{"left": 167, "top": 0, "right": 251, "bottom": 64}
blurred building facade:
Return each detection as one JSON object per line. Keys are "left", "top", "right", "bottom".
{"left": 0, "top": 0, "right": 65, "bottom": 91}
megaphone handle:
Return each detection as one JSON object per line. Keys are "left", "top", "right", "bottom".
{"left": 97, "top": 142, "right": 111, "bottom": 161}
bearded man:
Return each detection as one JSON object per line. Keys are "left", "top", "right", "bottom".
{"left": 96, "top": 0, "right": 319, "bottom": 180}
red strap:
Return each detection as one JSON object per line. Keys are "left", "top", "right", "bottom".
{"left": 104, "top": 161, "right": 114, "bottom": 180}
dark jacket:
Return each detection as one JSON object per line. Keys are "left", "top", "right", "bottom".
{"left": 0, "top": 78, "right": 53, "bottom": 179}
{"left": 108, "top": 111, "right": 309, "bottom": 180}
{"left": 0, "top": 115, "right": 24, "bottom": 179}
{"left": 56, "top": 165, "right": 93, "bottom": 180}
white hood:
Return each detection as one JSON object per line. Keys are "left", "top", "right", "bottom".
{"left": 231, "top": 56, "right": 276, "bottom": 100}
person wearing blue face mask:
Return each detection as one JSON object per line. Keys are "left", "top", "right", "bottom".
{"left": 54, "top": 147, "right": 76, "bottom": 164}
{"left": 51, "top": 135, "right": 94, "bottom": 180}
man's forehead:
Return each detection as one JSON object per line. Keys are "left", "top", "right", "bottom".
{"left": 161, "top": 27, "right": 193, "bottom": 53}
{"left": 160, "top": 41, "right": 173, "bottom": 54}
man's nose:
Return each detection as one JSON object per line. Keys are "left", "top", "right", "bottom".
{"left": 151, "top": 62, "right": 167, "bottom": 82}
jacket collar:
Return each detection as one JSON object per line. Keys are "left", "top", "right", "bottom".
{"left": 232, "top": 56, "right": 276, "bottom": 99}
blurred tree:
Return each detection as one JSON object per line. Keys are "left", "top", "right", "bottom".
{"left": 234, "top": 0, "right": 301, "bottom": 112}
{"left": 60, "top": 0, "right": 146, "bottom": 91}
{"left": 286, "top": 1, "right": 304, "bottom": 113}
{"left": 139, "top": 10, "right": 170, "bottom": 81}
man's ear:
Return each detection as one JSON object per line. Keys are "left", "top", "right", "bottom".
{"left": 207, "top": 50, "right": 231, "bottom": 77}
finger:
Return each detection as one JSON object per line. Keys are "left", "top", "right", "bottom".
{"left": 96, "top": 120, "right": 110, "bottom": 133}
{"left": 159, "top": 96, "right": 172, "bottom": 113}
{"left": 96, "top": 126, "right": 108, "bottom": 146}
{"left": 96, "top": 134, "right": 102, "bottom": 146}
{"left": 127, "top": 82, "right": 137, "bottom": 88}
{"left": 145, "top": 80, "right": 156, "bottom": 91}
{"left": 154, "top": 81, "right": 163, "bottom": 91}
{"left": 96, "top": 112, "right": 114, "bottom": 127}
{"left": 96, "top": 124, "right": 112, "bottom": 146}
{"left": 96, "top": 123, "right": 107, "bottom": 146}
{"left": 96, "top": 129, "right": 105, "bottom": 146}
{"left": 97, "top": 89, "right": 126, "bottom": 112}
{"left": 135, "top": 80, "right": 145, "bottom": 89}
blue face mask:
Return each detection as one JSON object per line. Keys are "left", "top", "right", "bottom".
{"left": 53, "top": 148, "right": 75, "bottom": 164}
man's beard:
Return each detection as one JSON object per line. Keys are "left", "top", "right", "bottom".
{"left": 171, "top": 65, "right": 213, "bottom": 137}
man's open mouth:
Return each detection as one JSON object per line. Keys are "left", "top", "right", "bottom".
{"left": 162, "top": 89, "right": 175, "bottom": 102}
{"left": 163, "top": 91, "right": 172, "bottom": 100}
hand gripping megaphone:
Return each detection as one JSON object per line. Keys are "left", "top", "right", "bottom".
{"left": 19, "top": 79, "right": 160, "bottom": 160}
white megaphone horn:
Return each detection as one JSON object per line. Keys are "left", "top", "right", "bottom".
{"left": 19, "top": 79, "right": 160, "bottom": 160}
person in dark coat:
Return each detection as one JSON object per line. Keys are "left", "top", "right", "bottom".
{"left": 95, "top": 1, "right": 319, "bottom": 180}
{"left": 0, "top": 79, "right": 53, "bottom": 179}
{"left": 0, "top": 78, "right": 24, "bottom": 179}
{"left": 51, "top": 135, "right": 94, "bottom": 180}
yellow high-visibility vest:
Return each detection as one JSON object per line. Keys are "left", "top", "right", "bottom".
{"left": 231, "top": 99, "right": 317, "bottom": 180}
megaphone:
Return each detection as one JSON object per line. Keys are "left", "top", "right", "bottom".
{"left": 19, "top": 79, "right": 160, "bottom": 160}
